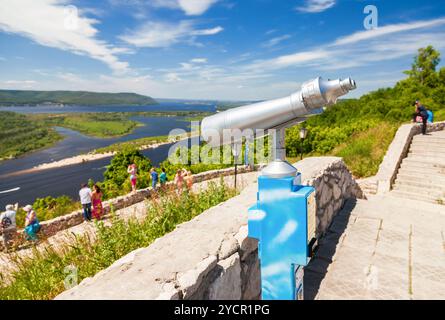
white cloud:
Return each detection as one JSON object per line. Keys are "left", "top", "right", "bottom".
{"left": 190, "top": 58, "right": 207, "bottom": 63}
{"left": 333, "top": 17, "right": 445, "bottom": 46}
{"left": 178, "top": 0, "right": 218, "bottom": 15}
{"left": 245, "top": 17, "right": 445, "bottom": 73}
{"left": 247, "top": 49, "right": 330, "bottom": 71}
{"left": 261, "top": 34, "right": 291, "bottom": 48}
{"left": 2, "top": 80, "right": 36, "bottom": 89}
{"left": 119, "top": 21, "right": 223, "bottom": 48}
{"left": 296, "top": 0, "right": 336, "bottom": 13}
{"left": 150, "top": 0, "right": 218, "bottom": 15}
{"left": 0, "top": 0, "right": 129, "bottom": 74}
{"left": 191, "top": 26, "right": 223, "bottom": 35}
{"left": 164, "top": 72, "right": 182, "bottom": 83}
{"left": 17, "top": 16, "right": 445, "bottom": 101}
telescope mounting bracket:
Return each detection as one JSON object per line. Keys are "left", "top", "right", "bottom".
{"left": 261, "top": 117, "right": 307, "bottom": 179}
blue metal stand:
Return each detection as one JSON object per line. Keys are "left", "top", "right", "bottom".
{"left": 248, "top": 173, "right": 315, "bottom": 300}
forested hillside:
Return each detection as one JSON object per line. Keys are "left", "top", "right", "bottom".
{"left": 0, "top": 90, "right": 157, "bottom": 106}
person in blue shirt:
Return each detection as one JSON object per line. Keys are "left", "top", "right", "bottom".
{"left": 150, "top": 168, "right": 159, "bottom": 189}
{"left": 159, "top": 168, "right": 167, "bottom": 186}
{"left": 427, "top": 109, "right": 434, "bottom": 123}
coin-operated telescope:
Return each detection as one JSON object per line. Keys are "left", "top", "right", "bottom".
{"left": 200, "top": 77, "right": 356, "bottom": 300}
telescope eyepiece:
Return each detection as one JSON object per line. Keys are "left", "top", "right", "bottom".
{"left": 340, "top": 78, "right": 356, "bottom": 91}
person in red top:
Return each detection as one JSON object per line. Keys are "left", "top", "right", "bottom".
{"left": 127, "top": 164, "right": 138, "bottom": 193}
{"left": 91, "top": 184, "right": 103, "bottom": 220}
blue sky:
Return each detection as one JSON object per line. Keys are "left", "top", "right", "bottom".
{"left": 0, "top": 0, "right": 445, "bottom": 100}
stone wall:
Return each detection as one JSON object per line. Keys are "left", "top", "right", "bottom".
{"left": 56, "top": 157, "right": 363, "bottom": 300}
{"left": 294, "top": 157, "right": 364, "bottom": 237}
{"left": 376, "top": 121, "right": 445, "bottom": 194}
{"left": 0, "top": 165, "right": 258, "bottom": 252}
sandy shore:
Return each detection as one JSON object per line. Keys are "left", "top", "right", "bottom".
{"left": 35, "top": 141, "right": 171, "bottom": 170}
{"left": 2, "top": 141, "right": 171, "bottom": 178}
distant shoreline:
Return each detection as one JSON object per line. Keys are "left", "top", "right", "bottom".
{"left": 0, "top": 140, "right": 172, "bottom": 178}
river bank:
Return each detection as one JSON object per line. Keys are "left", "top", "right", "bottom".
{"left": 1, "top": 140, "right": 174, "bottom": 179}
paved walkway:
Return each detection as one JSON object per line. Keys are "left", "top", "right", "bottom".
{"left": 305, "top": 194, "right": 445, "bottom": 300}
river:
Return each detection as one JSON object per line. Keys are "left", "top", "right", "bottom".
{"left": 0, "top": 102, "right": 210, "bottom": 207}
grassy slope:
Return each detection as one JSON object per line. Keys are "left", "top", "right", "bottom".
{"left": 330, "top": 122, "right": 399, "bottom": 177}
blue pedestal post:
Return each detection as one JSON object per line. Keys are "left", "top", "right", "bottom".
{"left": 248, "top": 173, "right": 315, "bottom": 300}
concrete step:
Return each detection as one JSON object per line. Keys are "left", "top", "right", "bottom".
{"left": 412, "top": 137, "right": 445, "bottom": 144}
{"left": 408, "top": 150, "right": 445, "bottom": 158}
{"left": 409, "top": 146, "right": 445, "bottom": 154}
{"left": 394, "top": 178, "right": 445, "bottom": 190}
{"left": 396, "top": 173, "right": 445, "bottom": 185}
{"left": 392, "top": 183, "right": 445, "bottom": 198}
{"left": 400, "top": 159, "right": 445, "bottom": 174}
{"left": 399, "top": 163, "right": 445, "bottom": 175}
{"left": 389, "top": 190, "right": 445, "bottom": 205}
{"left": 404, "top": 155, "right": 445, "bottom": 165}
{"left": 401, "top": 158, "right": 445, "bottom": 168}
{"left": 414, "top": 130, "right": 445, "bottom": 137}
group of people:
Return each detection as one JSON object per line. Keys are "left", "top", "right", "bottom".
{"left": 127, "top": 164, "right": 168, "bottom": 192}
{"left": 0, "top": 203, "right": 41, "bottom": 251}
{"left": 79, "top": 183, "right": 103, "bottom": 222}
{"left": 174, "top": 168, "right": 194, "bottom": 191}
{"left": 412, "top": 100, "right": 434, "bottom": 135}
{"left": 127, "top": 163, "right": 193, "bottom": 194}
{"left": 78, "top": 164, "right": 196, "bottom": 224}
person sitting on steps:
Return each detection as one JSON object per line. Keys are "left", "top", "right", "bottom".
{"left": 412, "top": 100, "right": 429, "bottom": 135}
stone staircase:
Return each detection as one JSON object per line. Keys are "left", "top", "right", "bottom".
{"left": 391, "top": 130, "right": 445, "bottom": 205}
{"left": 309, "top": 194, "right": 445, "bottom": 300}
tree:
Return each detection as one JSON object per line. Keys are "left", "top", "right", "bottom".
{"left": 404, "top": 45, "right": 441, "bottom": 86}
{"left": 103, "top": 146, "right": 152, "bottom": 188}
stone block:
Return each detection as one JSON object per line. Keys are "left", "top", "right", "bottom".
{"left": 241, "top": 255, "right": 261, "bottom": 300}
{"left": 208, "top": 253, "right": 242, "bottom": 300}
{"left": 218, "top": 236, "right": 239, "bottom": 260}
{"left": 178, "top": 255, "right": 218, "bottom": 299}
{"left": 234, "top": 225, "right": 258, "bottom": 261}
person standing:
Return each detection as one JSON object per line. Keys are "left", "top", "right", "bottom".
{"left": 150, "top": 167, "right": 159, "bottom": 189}
{"left": 79, "top": 183, "right": 92, "bottom": 222}
{"left": 23, "top": 205, "right": 40, "bottom": 242}
{"left": 91, "top": 184, "right": 103, "bottom": 220}
{"left": 185, "top": 171, "right": 194, "bottom": 190}
{"left": 127, "top": 163, "right": 138, "bottom": 193}
{"left": 160, "top": 168, "right": 167, "bottom": 186}
{"left": 0, "top": 204, "right": 18, "bottom": 251}
{"left": 174, "top": 169, "right": 184, "bottom": 192}
{"left": 412, "top": 100, "right": 429, "bottom": 135}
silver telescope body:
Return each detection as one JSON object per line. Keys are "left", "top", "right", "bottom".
{"left": 201, "top": 77, "right": 356, "bottom": 147}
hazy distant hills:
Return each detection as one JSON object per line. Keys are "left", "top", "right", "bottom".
{"left": 0, "top": 90, "right": 158, "bottom": 106}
